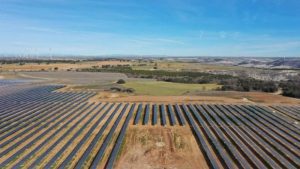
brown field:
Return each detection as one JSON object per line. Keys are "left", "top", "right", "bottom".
{"left": 115, "top": 126, "right": 209, "bottom": 169}
{"left": 0, "top": 61, "right": 131, "bottom": 71}
{"left": 92, "top": 91, "right": 300, "bottom": 105}
{"left": 132, "top": 60, "right": 245, "bottom": 72}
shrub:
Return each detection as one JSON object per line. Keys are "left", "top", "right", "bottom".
{"left": 124, "top": 88, "right": 135, "bottom": 93}
{"left": 110, "top": 87, "right": 122, "bottom": 92}
{"left": 116, "top": 79, "right": 126, "bottom": 84}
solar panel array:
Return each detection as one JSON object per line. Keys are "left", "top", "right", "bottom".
{"left": 0, "top": 83, "right": 299, "bottom": 169}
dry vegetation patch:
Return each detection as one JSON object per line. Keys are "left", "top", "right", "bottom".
{"left": 0, "top": 61, "right": 131, "bottom": 71}
{"left": 114, "top": 126, "right": 208, "bottom": 169}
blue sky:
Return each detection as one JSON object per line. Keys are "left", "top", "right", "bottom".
{"left": 0, "top": 0, "right": 300, "bottom": 57}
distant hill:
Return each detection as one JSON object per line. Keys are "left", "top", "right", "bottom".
{"left": 238, "top": 60, "right": 265, "bottom": 65}
{"left": 235, "top": 58, "right": 300, "bottom": 69}
{"left": 267, "top": 58, "right": 300, "bottom": 68}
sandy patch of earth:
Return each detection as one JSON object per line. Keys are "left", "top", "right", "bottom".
{"left": 115, "top": 127, "right": 209, "bottom": 169}
{"left": 94, "top": 91, "right": 300, "bottom": 105}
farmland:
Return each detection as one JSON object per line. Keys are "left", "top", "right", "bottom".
{"left": 122, "top": 81, "right": 221, "bottom": 95}
{"left": 0, "top": 79, "right": 299, "bottom": 169}
{"left": 0, "top": 60, "right": 131, "bottom": 72}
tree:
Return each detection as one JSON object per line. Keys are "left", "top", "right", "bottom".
{"left": 116, "top": 79, "right": 126, "bottom": 84}
{"left": 153, "top": 62, "right": 158, "bottom": 69}
{"left": 110, "top": 87, "right": 121, "bottom": 92}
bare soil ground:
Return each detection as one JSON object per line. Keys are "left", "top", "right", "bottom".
{"left": 0, "top": 72, "right": 28, "bottom": 79}
{"left": 114, "top": 126, "right": 209, "bottom": 169}
{"left": 18, "top": 72, "right": 128, "bottom": 85}
{"left": 92, "top": 91, "right": 300, "bottom": 105}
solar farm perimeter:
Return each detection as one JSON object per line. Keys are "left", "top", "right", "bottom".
{"left": 0, "top": 80, "right": 299, "bottom": 169}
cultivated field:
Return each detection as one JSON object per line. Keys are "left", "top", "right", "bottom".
{"left": 0, "top": 61, "right": 131, "bottom": 72}
{"left": 122, "top": 81, "right": 221, "bottom": 96}
{"left": 0, "top": 80, "right": 299, "bottom": 169}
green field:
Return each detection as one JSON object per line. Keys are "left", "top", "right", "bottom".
{"left": 122, "top": 80, "right": 221, "bottom": 96}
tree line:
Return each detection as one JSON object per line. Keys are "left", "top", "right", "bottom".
{"left": 279, "top": 78, "right": 300, "bottom": 98}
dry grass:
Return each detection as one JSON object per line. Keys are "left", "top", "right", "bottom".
{"left": 0, "top": 61, "right": 131, "bottom": 71}
{"left": 95, "top": 91, "right": 300, "bottom": 104}
{"left": 132, "top": 61, "right": 245, "bottom": 71}
{"left": 114, "top": 126, "right": 209, "bottom": 169}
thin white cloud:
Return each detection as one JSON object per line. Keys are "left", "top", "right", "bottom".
{"left": 23, "top": 26, "right": 62, "bottom": 34}
{"left": 219, "top": 31, "right": 227, "bottom": 39}
{"left": 130, "top": 37, "right": 185, "bottom": 45}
